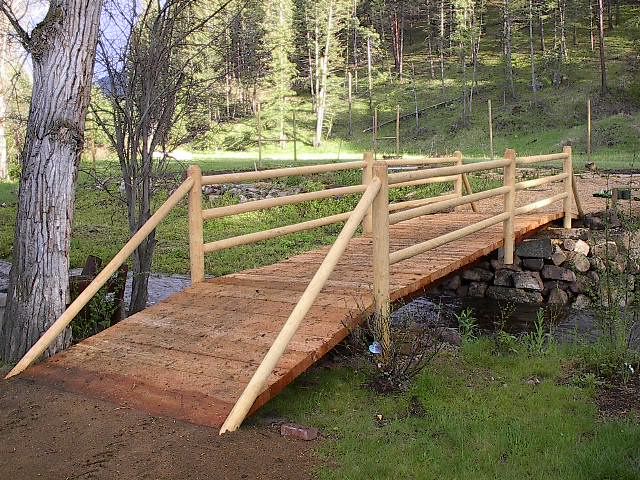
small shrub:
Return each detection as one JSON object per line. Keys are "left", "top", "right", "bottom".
{"left": 455, "top": 307, "right": 478, "bottom": 342}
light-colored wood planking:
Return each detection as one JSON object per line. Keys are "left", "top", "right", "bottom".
{"left": 22, "top": 211, "right": 562, "bottom": 429}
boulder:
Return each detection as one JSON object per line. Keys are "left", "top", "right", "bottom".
{"left": 548, "top": 287, "right": 569, "bottom": 305}
{"left": 490, "top": 259, "right": 522, "bottom": 271}
{"left": 516, "top": 238, "right": 554, "bottom": 259}
{"left": 462, "top": 268, "right": 494, "bottom": 282}
{"left": 592, "top": 241, "right": 618, "bottom": 260}
{"left": 551, "top": 248, "right": 568, "bottom": 266}
{"left": 573, "top": 239, "right": 590, "bottom": 256}
{"left": 572, "top": 294, "right": 591, "bottom": 310}
{"left": 468, "top": 282, "right": 488, "bottom": 297}
{"left": 571, "top": 253, "right": 591, "bottom": 273}
{"left": 486, "top": 286, "right": 543, "bottom": 304}
{"left": 587, "top": 270, "right": 600, "bottom": 284}
{"left": 439, "top": 328, "right": 462, "bottom": 347}
{"left": 541, "top": 265, "right": 577, "bottom": 282}
{"left": 521, "top": 258, "right": 544, "bottom": 271}
{"left": 443, "top": 275, "right": 462, "bottom": 290}
{"left": 456, "top": 285, "right": 469, "bottom": 297}
{"left": 512, "top": 271, "right": 544, "bottom": 291}
{"left": 563, "top": 238, "right": 577, "bottom": 252}
{"left": 546, "top": 227, "right": 591, "bottom": 241}
{"left": 590, "top": 256, "right": 606, "bottom": 272}
{"left": 494, "top": 269, "right": 514, "bottom": 287}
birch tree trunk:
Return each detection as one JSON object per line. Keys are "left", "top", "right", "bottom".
{"left": 529, "top": 0, "right": 538, "bottom": 93}
{"left": 1, "top": 0, "right": 102, "bottom": 362}
{"left": 503, "top": 0, "right": 515, "bottom": 99}
{"left": 597, "top": 0, "right": 607, "bottom": 94}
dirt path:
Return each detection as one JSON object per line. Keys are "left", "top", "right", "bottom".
{"left": 0, "top": 379, "right": 315, "bottom": 480}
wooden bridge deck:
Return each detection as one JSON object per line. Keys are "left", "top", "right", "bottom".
{"left": 22, "top": 212, "right": 562, "bottom": 428}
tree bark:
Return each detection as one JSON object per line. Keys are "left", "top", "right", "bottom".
{"left": 598, "top": 0, "right": 607, "bottom": 94}
{"left": 503, "top": 0, "right": 515, "bottom": 99}
{"left": 529, "top": 0, "right": 538, "bottom": 93}
{"left": 0, "top": 13, "right": 8, "bottom": 181}
{"left": 1, "top": 0, "right": 102, "bottom": 362}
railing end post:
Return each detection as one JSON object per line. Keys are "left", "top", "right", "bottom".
{"left": 188, "top": 164, "right": 205, "bottom": 284}
{"left": 503, "top": 149, "right": 517, "bottom": 265}
{"left": 362, "top": 153, "right": 375, "bottom": 234}
{"left": 454, "top": 151, "right": 463, "bottom": 200}
{"left": 563, "top": 146, "right": 573, "bottom": 229}
{"left": 371, "top": 161, "right": 391, "bottom": 364}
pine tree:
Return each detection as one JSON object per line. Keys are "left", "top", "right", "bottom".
{"left": 262, "top": 0, "right": 297, "bottom": 146}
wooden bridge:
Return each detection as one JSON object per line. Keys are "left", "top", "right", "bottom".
{"left": 6, "top": 148, "right": 579, "bottom": 433}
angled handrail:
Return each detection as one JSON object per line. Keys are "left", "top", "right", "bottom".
{"left": 219, "top": 177, "right": 382, "bottom": 434}
{"left": 5, "top": 177, "right": 195, "bottom": 379}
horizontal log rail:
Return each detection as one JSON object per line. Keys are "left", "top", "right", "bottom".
{"left": 515, "top": 172, "right": 568, "bottom": 191}
{"left": 201, "top": 160, "right": 365, "bottom": 185}
{"left": 515, "top": 192, "right": 569, "bottom": 216}
{"left": 389, "top": 175, "right": 459, "bottom": 189}
{"left": 383, "top": 156, "right": 458, "bottom": 167}
{"left": 389, "top": 186, "right": 510, "bottom": 225}
{"left": 388, "top": 158, "right": 510, "bottom": 185}
{"left": 219, "top": 176, "right": 382, "bottom": 434}
{"left": 388, "top": 192, "right": 458, "bottom": 212}
{"left": 516, "top": 152, "right": 568, "bottom": 165}
{"left": 5, "top": 177, "right": 196, "bottom": 379}
{"left": 202, "top": 184, "right": 367, "bottom": 220}
{"left": 389, "top": 212, "right": 511, "bottom": 265}
{"left": 203, "top": 211, "right": 353, "bottom": 253}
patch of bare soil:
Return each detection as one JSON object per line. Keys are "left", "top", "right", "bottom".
{"left": 0, "top": 379, "right": 316, "bottom": 480}
{"left": 596, "top": 375, "right": 640, "bottom": 420}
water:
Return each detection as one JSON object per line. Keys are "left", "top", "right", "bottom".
{"left": 392, "top": 294, "right": 639, "bottom": 347}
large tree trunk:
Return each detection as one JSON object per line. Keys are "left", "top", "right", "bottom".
{"left": 0, "top": 14, "right": 8, "bottom": 181}
{"left": 1, "top": 0, "right": 102, "bottom": 363}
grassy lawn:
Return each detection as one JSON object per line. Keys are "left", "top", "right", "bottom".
{"left": 258, "top": 340, "right": 640, "bottom": 479}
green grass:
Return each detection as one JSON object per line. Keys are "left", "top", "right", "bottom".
{"left": 258, "top": 340, "right": 640, "bottom": 479}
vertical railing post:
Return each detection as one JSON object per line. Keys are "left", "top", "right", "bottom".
{"left": 454, "top": 150, "right": 464, "bottom": 199}
{"left": 503, "top": 149, "right": 517, "bottom": 265}
{"left": 362, "top": 152, "right": 375, "bottom": 234}
{"left": 563, "top": 145, "right": 573, "bottom": 229}
{"left": 371, "top": 161, "right": 391, "bottom": 363}
{"left": 395, "top": 105, "right": 400, "bottom": 157}
{"left": 188, "top": 165, "right": 205, "bottom": 283}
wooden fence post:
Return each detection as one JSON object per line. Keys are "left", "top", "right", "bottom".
{"left": 373, "top": 107, "right": 378, "bottom": 155}
{"left": 372, "top": 161, "right": 390, "bottom": 363}
{"left": 488, "top": 99, "right": 494, "bottom": 159}
{"left": 188, "top": 165, "right": 205, "bottom": 283}
{"left": 503, "top": 149, "right": 517, "bottom": 264}
{"left": 292, "top": 109, "right": 298, "bottom": 163}
{"left": 563, "top": 146, "right": 573, "bottom": 229}
{"left": 454, "top": 151, "right": 464, "bottom": 200}
{"left": 587, "top": 98, "right": 592, "bottom": 165}
{"left": 362, "top": 152, "right": 375, "bottom": 234}
{"left": 257, "top": 103, "right": 263, "bottom": 169}
{"left": 395, "top": 105, "right": 400, "bottom": 157}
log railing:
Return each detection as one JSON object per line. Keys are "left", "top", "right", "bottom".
{"left": 5, "top": 147, "right": 578, "bottom": 435}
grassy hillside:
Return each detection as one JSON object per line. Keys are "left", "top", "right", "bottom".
{"left": 200, "top": 3, "right": 640, "bottom": 170}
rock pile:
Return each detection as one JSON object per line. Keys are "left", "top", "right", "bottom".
{"left": 430, "top": 227, "right": 639, "bottom": 310}
{"left": 202, "top": 182, "right": 304, "bottom": 203}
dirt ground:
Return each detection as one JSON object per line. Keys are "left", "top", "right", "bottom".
{"left": 0, "top": 378, "right": 316, "bottom": 480}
